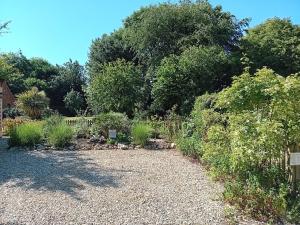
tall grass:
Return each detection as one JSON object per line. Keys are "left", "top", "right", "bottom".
{"left": 131, "top": 123, "right": 153, "bottom": 147}
{"left": 47, "top": 122, "right": 74, "bottom": 148}
{"left": 9, "top": 122, "right": 43, "bottom": 147}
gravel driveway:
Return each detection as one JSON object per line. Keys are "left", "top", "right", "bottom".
{"left": 0, "top": 148, "right": 231, "bottom": 224}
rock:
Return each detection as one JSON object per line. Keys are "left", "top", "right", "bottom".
{"left": 99, "top": 135, "right": 106, "bottom": 144}
{"left": 170, "top": 143, "right": 176, "bottom": 149}
{"left": 118, "top": 143, "right": 129, "bottom": 150}
{"left": 68, "top": 145, "right": 75, "bottom": 151}
{"left": 88, "top": 135, "right": 99, "bottom": 143}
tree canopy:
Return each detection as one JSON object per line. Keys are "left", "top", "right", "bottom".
{"left": 242, "top": 18, "right": 300, "bottom": 76}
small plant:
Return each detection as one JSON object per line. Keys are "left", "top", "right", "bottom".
{"left": 116, "top": 132, "right": 130, "bottom": 143}
{"left": 9, "top": 122, "right": 43, "bottom": 147}
{"left": 131, "top": 123, "right": 153, "bottom": 147}
{"left": 3, "top": 107, "right": 22, "bottom": 118}
{"left": 107, "top": 138, "right": 116, "bottom": 145}
{"left": 47, "top": 122, "right": 74, "bottom": 148}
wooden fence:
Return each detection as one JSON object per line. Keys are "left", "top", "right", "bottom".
{"left": 65, "top": 118, "right": 95, "bottom": 126}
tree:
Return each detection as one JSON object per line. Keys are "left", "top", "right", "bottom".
{"left": 152, "top": 46, "right": 233, "bottom": 114}
{"left": 87, "top": 29, "right": 136, "bottom": 79}
{"left": 242, "top": 18, "right": 300, "bottom": 76}
{"left": 16, "top": 87, "right": 49, "bottom": 119}
{"left": 47, "top": 59, "right": 86, "bottom": 114}
{"left": 29, "top": 57, "right": 59, "bottom": 81}
{"left": 0, "top": 21, "right": 10, "bottom": 35}
{"left": 0, "top": 58, "right": 14, "bottom": 80}
{"left": 87, "top": 59, "right": 143, "bottom": 116}
{"left": 63, "top": 89, "right": 85, "bottom": 115}
{"left": 123, "top": 1, "right": 248, "bottom": 67}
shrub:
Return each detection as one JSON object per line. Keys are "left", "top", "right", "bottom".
{"left": 87, "top": 59, "right": 143, "bottom": 117}
{"left": 131, "top": 123, "right": 153, "bottom": 147}
{"left": 74, "top": 118, "right": 92, "bottom": 139}
{"left": 63, "top": 89, "right": 85, "bottom": 115}
{"left": 47, "top": 122, "right": 73, "bottom": 148}
{"left": 3, "top": 107, "right": 22, "bottom": 118}
{"left": 186, "top": 68, "right": 300, "bottom": 221}
{"left": 176, "top": 135, "right": 202, "bottom": 159}
{"left": 91, "top": 112, "right": 130, "bottom": 138}
{"left": 43, "top": 114, "right": 64, "bottom": 136}
{"left": 16, "top": 87, "right": 49, "bottom": 119}
{"left": 116, "top": 132, "right": 130, "bottom": 143}
{"left": 223, "top": 178, "right": 288, "bottom": 221}
{"left": 9, "top": 122, "right": 43, "bottom": 147}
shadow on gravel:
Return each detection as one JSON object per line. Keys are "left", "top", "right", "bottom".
{"left": 0, "top": 151, "right": 122, "bottom": 198}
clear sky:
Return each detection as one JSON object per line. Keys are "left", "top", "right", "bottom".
{"left": 1, "top": 0, "right": 299, "bottom": 65}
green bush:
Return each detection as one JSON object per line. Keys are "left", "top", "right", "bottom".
{"left": 9, "top": 122, "right": 43, "bottom": 147}
{"left": 176, "top": 135, "right": 202, "bottom": 158}
{"left": 131, "top": 123, "right": 153, "bottom": 147}
{"left": 185, "top": 68, "right": 300, "bottom": 221}
{"left": 223, "top": 178, "right": 288, "bottom": 221}
{"left": 74, "top": 118, "right": 92, "bottom": 138}
{"left": 91, "top": 112, "right": 130, "bottom": 138}
{"left": 43, "top": 115, "right": 64, "bottom": 136}
{"left": 47, "top": 122, "right": 74, "bottom": 148}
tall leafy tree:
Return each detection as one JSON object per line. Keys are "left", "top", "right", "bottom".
{"left": 123, "top": 1, "right": 248, "bottom": 67}
{"left": 87, "top": 59, "right": 143, "bottom": 117}
{"left": 152, "top": 46, "right": 233, "bottom": 114}
{"left": 242, "top": 18, "right": 300, "bottom": 76}
{"left": 47, "top": 59, "right": 86, "bottom": 114}
{"left": 87, "top": 29, "right": 136, "bottom": 79}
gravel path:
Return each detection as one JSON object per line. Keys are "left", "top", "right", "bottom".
{"left": 0, "top": 148, "right": 238, "bottom": 224}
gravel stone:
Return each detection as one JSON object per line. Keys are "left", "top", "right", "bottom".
{"left": 0, "top": 148, "right": 262, "bottom": 225}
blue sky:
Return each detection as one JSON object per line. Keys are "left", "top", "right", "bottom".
{"left": 1, "top": 0, "right": 299, "bottom": 65}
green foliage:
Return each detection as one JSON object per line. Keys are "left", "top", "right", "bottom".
{"left": 47, "top": 122, "right": 74, "bottom": 148}
{"left": 63, "top": 89, "right": 85, "bottom": 115}
{"left": 152, "top": 46, "right": 235, "bottom": 114}
{"left": 242, "top": 18, "right": 300, "bottom": 76}
{"left": 16, "top": 87, "right": 49, "bottom": 119}
{"left": 47, "top": 59, "right": 86, "bottom": 115}
{"left": 87, "top": 59, "right": 143, "bottom": 116}
{"left": 186, "top": 68, "right": 300, "bottom": 221}
{"left": 123, "top": 1, "right": 248, "bottom": 66}
{"left": 223, "top": 179, "right": 288, "bottom": 221}
{"left": 116, "top": 132, "right": 130, "bottom": 143}
{"left": 91, "top": 112, "right": 130, "bottom": 138}
{"left": 0, "top": 58, "right": 14, "bottom": 80}
{"left": 74, "top": 117, "right": 92, "bottom": 139}
{"left": 9, "top": 122, "right": 43, "bottom": 147}
{"left": 3, "top": 107, "right": 22, "bottom": 119}
{"left": 43, "top": 114, "right": 64, "bottom": 136}
{"left": 176, "top": 134, "right": 202, "bottom": 158}
{"left": 87, "top": 29, "right": 136, "bottom": 79}
{"left": 24, "top": 77, "right": 47, "bottom": 90}
{"left": 131, "top": 123, "right": 153, "bottom": 147}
